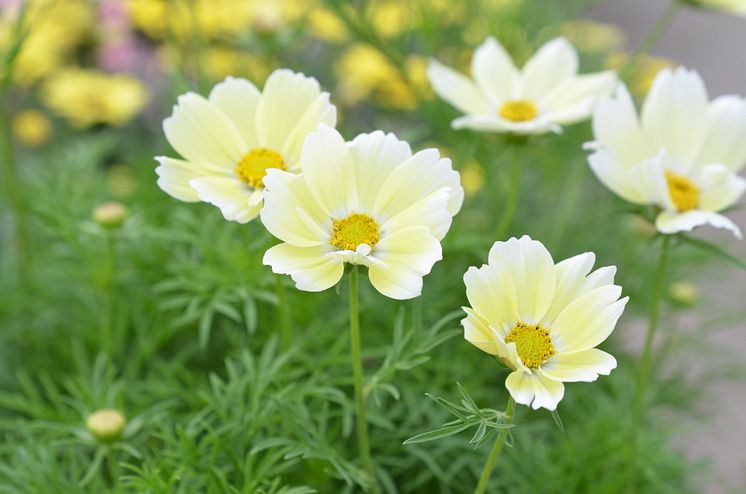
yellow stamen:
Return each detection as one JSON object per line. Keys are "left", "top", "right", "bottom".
{"left": 499, "top": 100, "right": 538, "bottom": 122}
{"left": 665, "top": 170, "right": 699, "bottom": 212}
{"left": 505, "top": 322, "right": 556, "bottom": 369}
{"left": 330, "top": 213, "right": 380, "bottom": 251}
{"left": 235, "top": 148, "right": 287, "bottom": 188}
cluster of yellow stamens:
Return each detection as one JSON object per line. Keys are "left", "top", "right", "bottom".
{"left": 330, "top": 213, "right": 380, "bottom": 251}
{"left": 664, "top": 170, "right": 699, "bottom": 212}
{"left": 505, "top": 321, "right": 556, "bottom": 369}
{"left": 235, "top": 147, "right": 287, "bottom": 188}
{"left": 499, "top": 100, "right": 538, "bottom": 122}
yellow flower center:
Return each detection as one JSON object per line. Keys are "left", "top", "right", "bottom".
{"left": 505, "top": 322, "right": 556, "bottom": 369}
{"left": 235, "top": 148, "right": 287, "bottom": 188}
{"left": 665, "top": 170, "right": 699, "bottom": 212}
{"left": 498, "top": 100, "right": 538, "bottom": 122}
{"left": 330, "top": 213, "right": 380, "bottom": 251}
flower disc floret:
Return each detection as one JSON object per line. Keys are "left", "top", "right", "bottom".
{"left": 505, "top": 322, "right": 556, "bottom": 369}
{"left": 665, "top": 170, "right": 699, "bottom": 212}
{"left": 330, "top": 213, "right": 380, "bottom": 251}
{"left": 499, "top": 100, "right": 538, "bottom": 122}
{"left": 235, "top": 148, "right": 287, "bottom": 188}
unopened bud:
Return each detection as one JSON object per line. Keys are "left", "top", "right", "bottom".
{"left": 86, "top": 409, "right": 126, "bottom": 442}
{"left": 93, "top": 202, "right": 128, "bottom": 229}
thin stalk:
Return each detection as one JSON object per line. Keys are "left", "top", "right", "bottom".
{"left": 0, "top": 87, "right": 31, "bottom": 280}
{"left": 474, "top": 397, "right": 515, "bottom": 494}
{"left": 349, "top": 267, "right": 378, "bottom": 492}
{"left": 621, "top": 0, "right": 680, "bottom": 81}
{"left": 627, "top": 234, "right": 671, "bottom": 493}
{"left": 494, "top": 145, "right": 523, "bottom": 241}
{"left": 101, "top": 233, "right": 116, "bottom": 359}
{"left": 274, "top": 275, "right": 292, "bottom": 350}
{"left": 548, "top": 157, "right": 587, "bottom": 250}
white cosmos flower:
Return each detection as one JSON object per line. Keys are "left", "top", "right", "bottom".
{"left": 694, "top": 0, "right": 746, "bottom": 16}
{"left": 462, "top": 236, "right": 627, "bottom": 411}
{"left": 155, "top": 69, "right": 336, "bottom": 223}
{"left": 587, "top": 67, "right": 746, "bottom": 238}
{"left": 261, "top": 124, "right": 464, "bottom": 300}
{"left": 427, "top": 36, "right": 617, "bottom": 135}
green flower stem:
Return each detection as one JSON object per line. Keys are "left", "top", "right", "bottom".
{"left": 494, "top": 144, "right": 523, "bottom": 241}
{"left": 349, "top": 267, "right": 378, "bottom": 492}
{"left": 102, "top": 232, "right": 117, "bottom": 358}
{"left": 0, "top": 88, "right": 31, "bottom": 281}
{"left": 274, "top": 275, "right": 292, "bottom": 350}
{"left": 474, "top": 397, "right": 515, "bottom": 494}
{"left": 621, "top": 0, "right": 680, "bottom": 81}
{"left": 627, "top": 234, "right": 671, "bottom": 492}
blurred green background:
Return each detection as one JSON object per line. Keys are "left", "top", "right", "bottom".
{"left": 0, "top": 0, "right": 744, "bottom": 492}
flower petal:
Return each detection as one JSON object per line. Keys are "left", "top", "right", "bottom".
{"left": 698, "top": 165, "right": 746, "bottom": 212}
{"left": 471, "top": 36, "right": 519, "bottom": 104}
{"left": 696, "top": 95, "right": 746, "bottom": 172}
{"left": 163, "top": 93, "right": 246, "bottom": 169}
{"left": 551, "top": 286, "right": 628, "bottom": 353}
{"left": 542, "top": 252, "right": 595, "bottom": 325}
{"left": 281, "top": 92, "right": 337, "bottom": 168}
{"left": 506, "top": 369, "right": 564, "bottom": 411}
{"left": 487, "top": 236, "right": 556, "bottom": 324}
{"left": 521, "top": 37, "right": 578, "bottom": 100}
{"left": 348, "top": 131, "right": 412, "bottom": 213}
{"left": 427, "top": 59, "right": 491, "bottom": 115}
{"left": 463, "top": 261, "right": 519, "bottom": 336}
{"left": 261, "top": 169, "right": 330, "bottom": 246}
{"left": 189, "top": 176, "right": 260, "bottom": 224}
{"left": 263, "top": 243, "right": 344, "bottom": 292}
{"left": 541, "top": 71, "right": 617, "bottom": 125}
{"left": 368, "top": 226, "right": 442, "bottom": 300}
{"left": 655, "top": 210, "right": 742, "bottom": 239}
{"left": 208, "top": 77, "right": 261, "bottom": 150}
{"left": 373, "top": 148, "right": 463, "bottom": 225}
{"left": 541, "top": 348, "right": 617, "bottom": 382}
{"left": 300, "top": 124, "right": 356, "bottom": 218}
{"left": 452, "top": 115, "right": 560, "bottom": 135}
{"left": 590, "top": 83, "right": 649, "bottom": 168}
{"left": 461, "top": 308, "right": 511, "bottom": 359}
{"left": 641, "top": 68, "right": 709, "bottom": 172}
{"left": 256, "top": 69, "right": 331, "bottom": 155}
{"left": 155, "top": 156, "right": 208, "bottom": 202}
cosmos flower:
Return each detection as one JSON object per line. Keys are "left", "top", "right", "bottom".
{"left": 587, "top": 67, "right": 746, "bottom": 238}
{"left": 427, "top": 36, "right": 617, "bottom": 135}
{"left": 691, "top": 0, "right": 746, "bottom": 16}
{"left": 462, "top": 236, "right": 627, "bottom": 411}
{"left": 261, "top": 125, "right": 463, "bottom": 300}
{"left": 155, "top": 69, "right": 336, "bottom": 223}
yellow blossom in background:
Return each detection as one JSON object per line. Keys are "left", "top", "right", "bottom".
{"left": 42, "top": 69, "right": 149, "bottom": 129}
{"left": 0, "top": 0, "right": 93, "bottom": 87}
{"left": 127, "top": 0, "right": 305, "bottom": 41}
{"left": 335, "top": 44, "right": 424, "bottom": 110}
{"left": 606, "top": 52, "right": 676, "bottom": 97}
{"left": 367, "top": 0, "right": 414, "bottom": 39}
{"left": 106, "top": 165, "right": 139, "bottom": 199}
{"left": 12, "top": 109, "right": 52, "bottom": 147}
{"left": 308, "top": 7, "right": 350, "bottom": 44}
{"left": 460, "top": 161, "right": 486, "bottom": 198}
{"left": 202, "top": 46, "right": 272, "bottom": 83}
{"left": 560, "top": 20, "right": 625, "bottom": 55}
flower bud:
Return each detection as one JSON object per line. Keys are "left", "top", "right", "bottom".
{"left": 86, "top": 409, "right": 126, "bottom": 442}
{"left": 668, "top": 281, "right": 698, "bottom": 307}
{"left": 12, "top": 109, "right": 52, "bottom": 148}
{"left": 93, "top": 202, "right": 128, "bottom": 229}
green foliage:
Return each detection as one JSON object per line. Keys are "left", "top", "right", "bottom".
{"left": 1, "top": 0, "right": 744, "bottom": 493}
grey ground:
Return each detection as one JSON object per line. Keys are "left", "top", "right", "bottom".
{"left": 587, "top": 1, "right": 746, "bottom": 492}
